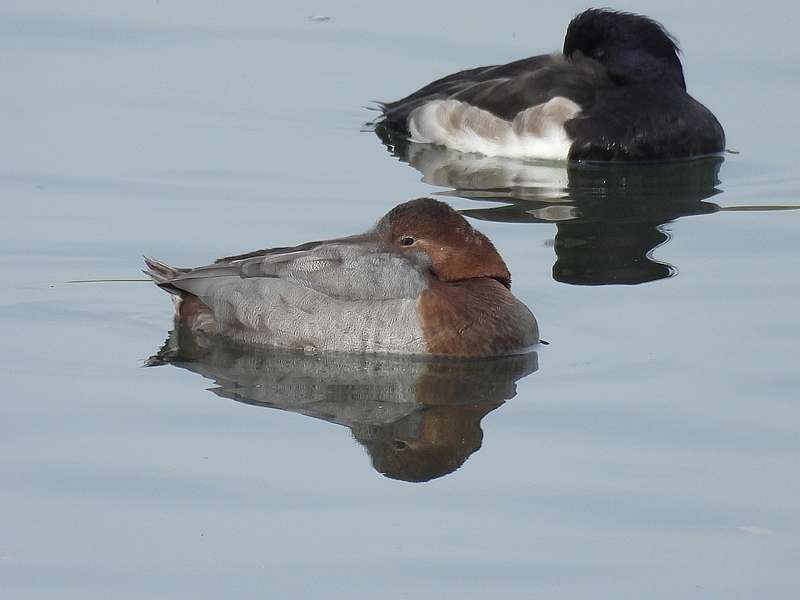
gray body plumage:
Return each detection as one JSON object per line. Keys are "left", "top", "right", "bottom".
{"left": 145, "top": 241, "right": 429, "bottom": 354}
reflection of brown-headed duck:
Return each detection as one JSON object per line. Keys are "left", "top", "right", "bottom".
{"left": 353, "top": 402, "right": 499, "bottom": 482}
{"left": 144, "top": 198, "right": 538, "bottom": 356}
{"left": 148, "top": 332, "right": 538, "bottom": 482}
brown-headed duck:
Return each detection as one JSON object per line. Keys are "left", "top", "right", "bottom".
{"left": 144, "top": 198, "right": 538, "bottom": 356}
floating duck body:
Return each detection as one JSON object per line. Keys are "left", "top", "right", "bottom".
{"left": 377, "top": 9, "right": 725, "bottom": 161}
{"left": 144, "top": 199, "right": 538, "bottom": 357}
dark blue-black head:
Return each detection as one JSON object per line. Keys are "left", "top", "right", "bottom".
{"left": 563, "top": 9, "right": 686, "bottom": 89}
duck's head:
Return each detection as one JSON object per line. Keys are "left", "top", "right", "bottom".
{"left": 374, "top": 198, "right": 512, "bottom": 289}
{"left": 563, "top": 9, "right": 686, "bottom": 89}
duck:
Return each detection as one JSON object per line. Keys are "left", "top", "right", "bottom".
{"left": 143, "top": 198, "right": 539, "bottom": 357}
{"left": 375, "top": 8, "right": 725, "bottom": 162}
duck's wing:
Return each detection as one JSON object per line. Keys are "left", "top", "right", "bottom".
{"left": 381, "top": 56, "right": 553, "bottom": 109}
{"left": 448, "top": 56, "right": 609, "bottom": 120}
{"left": 213, "top": 238, "right": 339, "bottom": 264}
{"left": 379, "top": 64, "right": 500, "bottom": 117}
{"left": 380, "top": 55, "right": 609, "bottom": 128}
{"left": 147, "top": 240, "right": 428, "bottom": 302}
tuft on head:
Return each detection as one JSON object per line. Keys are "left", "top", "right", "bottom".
{"left": 375, "top": 198, "right": 512, "bottom": 288}
{"left": 563, "top": 8, "right": 685, "bottom": 89}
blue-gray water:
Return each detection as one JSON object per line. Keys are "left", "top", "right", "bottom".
{"left": 2, "top": 1, "right": 799, "bottom": 598}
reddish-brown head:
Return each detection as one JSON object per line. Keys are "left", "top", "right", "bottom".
{"left": 375, "top": 198, "right": 512, "bottom": 288}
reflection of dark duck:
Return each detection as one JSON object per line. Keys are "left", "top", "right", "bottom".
{"left": 149, "top": 329, "right": 538, "bottom": 483}
{"left": 461, "top": 159, "right": 724, "bottom": 285}
{"left": 554, "top": 163, "right": 720, "bottom": 284}
{"left": 375, "top": 9, "right": 724, "bottom": 161}
{"left": 379, "top": 138, "right": 723, "bottom": 285}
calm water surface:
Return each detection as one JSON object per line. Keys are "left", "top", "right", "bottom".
{"left": 2, "top": 1, "right": 799, "bottom": 598}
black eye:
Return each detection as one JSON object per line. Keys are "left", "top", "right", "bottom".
{"left": 392, "top": 440, "right": 408, "bottom": 450}
{"left": 400, "top": 236, "right": 415, "bottom": 246}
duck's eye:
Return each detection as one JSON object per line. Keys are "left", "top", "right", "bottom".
{"left": 392, "top": 440, "right": 409, "bottom": 450}
{"left": 400, "top": 236, "right": 416, "bottom": 246}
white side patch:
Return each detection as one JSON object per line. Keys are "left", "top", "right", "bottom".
{"left": 407, "top": 97, "right": 581, "bottom": 160}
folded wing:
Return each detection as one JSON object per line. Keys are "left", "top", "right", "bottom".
{"left": 149, "top": 240, "right": 429, "bottom": 302}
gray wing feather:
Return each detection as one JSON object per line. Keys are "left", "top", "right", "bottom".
{"left": 165, "top": 242, "right": 428, "bottom": 301}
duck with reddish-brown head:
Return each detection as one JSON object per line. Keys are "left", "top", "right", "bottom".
{"left": 144, "top": 198, "right": 538, "bottom": 357}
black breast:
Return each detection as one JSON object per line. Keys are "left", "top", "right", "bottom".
{"left": 565, "top": 83, "right": 726, "bottom": 161}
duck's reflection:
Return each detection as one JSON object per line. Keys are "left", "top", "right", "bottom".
{"left": 456, "top": 157, "right": 722, "bottom": 285}
{"left": 149, "top": 328, "right": 538, "bottom": 482}
{"left": 377, "top": 130, "right": 725, "bottom": 285}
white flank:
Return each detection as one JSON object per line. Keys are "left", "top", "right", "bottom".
{"left": 407, "top": 97, "right": 581, "bottom": 160}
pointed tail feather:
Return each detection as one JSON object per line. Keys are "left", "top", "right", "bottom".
{"left": 142, "top": 256, "right": 185, "bottom": 282}
{"left": 142, "top": 256, "right": 195, "bottom": 296}
{"left": 143, "top": 255, "right": 244, "bottom": 299}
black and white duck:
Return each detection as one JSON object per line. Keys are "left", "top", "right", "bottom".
{"left": 375, "top": 8, "right": 725, "bottom": 161}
